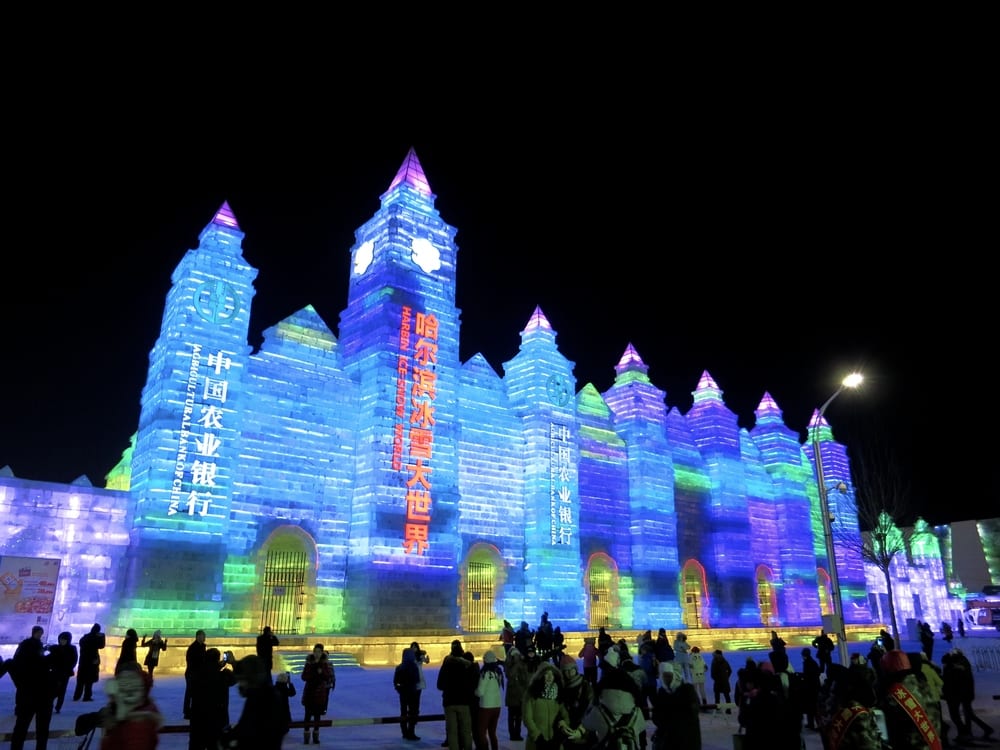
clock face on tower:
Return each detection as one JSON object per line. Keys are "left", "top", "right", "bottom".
{"left": 353, "top": 240, "right": 374, "bottom": 275}
{"left": 411, "top": 237, "right": 442, "bottom": 274}
{"left": 546, "top": 374, "right": 572, "bottom": 406}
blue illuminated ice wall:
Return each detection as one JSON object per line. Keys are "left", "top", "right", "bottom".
{"left": 749, "top": 393, "right": 823, "bottom": 625}
{"left": 601, "top": 345, "right": 680, "bottom": 626}
{"left": 335, "top": 150, "right": 465, "bottom": 632}
{"left": 121, "top": 202, "right": 257, "bottom": 629}
{"left": 804, "top": 412, "right": 869, "bottom": 624}
{"left": 107, "top": 147, "right": 876, "bottom": 634}
{"left": 503, "top": 308, "right": 586, "bottom": 627}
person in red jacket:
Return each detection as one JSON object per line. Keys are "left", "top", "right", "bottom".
{"left": 98, "top": 667, "right": 163, "bottom": 750}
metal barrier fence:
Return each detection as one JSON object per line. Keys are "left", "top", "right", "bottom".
{"left": 970, "top": 645, "right": 1000, "bottom": 672}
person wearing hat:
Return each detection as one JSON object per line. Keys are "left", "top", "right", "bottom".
{"left": 558, "top": 654, "right": 595, "bottom": 745}
{"left": 585, "top": 647, "right": 645, "bottom": 750}
{"left": 651, "top": 661, "right": 701, "bottom": 750}
{"left": 504, "top": 647, "right": 530, "bottom": 742}
{"left": 98, "top": 667, "right": 163, "bottom": 749}
{"left": 474, "top": 650, "right": 505, "bottom": 750}
{"left": 878, "top": 649, "right": 943, "bottom": 750}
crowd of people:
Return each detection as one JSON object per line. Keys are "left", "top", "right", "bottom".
{"left": 0, "top": 617, "right": 995, "bottom": 749}
{"left": 0, "top": 622, "right": 316, "bottom": 750}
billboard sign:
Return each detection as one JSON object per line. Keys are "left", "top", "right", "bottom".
{"left": 0, "top": 556, "right": 61, "bottom": 645}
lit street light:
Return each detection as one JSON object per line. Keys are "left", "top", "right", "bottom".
{"left": 813, "top": 372, "right": 863, "bottom": 667}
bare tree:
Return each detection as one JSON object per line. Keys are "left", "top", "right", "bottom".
{"left": 838, "top": 438, "right": 913, "bottom": 646}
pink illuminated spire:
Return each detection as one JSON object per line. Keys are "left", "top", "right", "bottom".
{"left": 696, "top": 370, "right": 721, "bottom": 392}
{"left": 387, "top": 147, "right": 432, "bottom": 196}
{"left": 755, "top": 392, "right": 783, "bottom": 420}
{"left": 523, "top": 305, "right": 553, "bottom": 332}
{"left": 615, "top": 343, "right": 649, "bottom": 376}
{"left": 212, "top": 201, "right": 240, "bottom": 230}
{"left": 691, "top": 370, "right": 724, "bottom": 403}
{"left": 808, "top": 409, "right": 831, "bottom": 430}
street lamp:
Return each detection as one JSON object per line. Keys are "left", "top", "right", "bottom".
{"left": 813, "top": 372, "right": 862, "bottom": 667}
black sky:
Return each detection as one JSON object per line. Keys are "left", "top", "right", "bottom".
{"left": 0, "top": 57, "right": 991, "bottom": 527}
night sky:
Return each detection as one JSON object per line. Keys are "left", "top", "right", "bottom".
{"left": 0, "top": 90, "right": 989, "bottom": 526}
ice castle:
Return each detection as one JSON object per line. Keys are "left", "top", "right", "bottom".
{"left": 1, "top": 149, "right": 885, "bottom": 641}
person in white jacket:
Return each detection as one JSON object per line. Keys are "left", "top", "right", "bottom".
{"left": 689, "top": 646, "right": 708, "bottom": 705}
{"left": 475, "top": 650, "right": 505, "bottom": 750}
{"left": 673, "top": 632, "right": 693, "bottom": 684}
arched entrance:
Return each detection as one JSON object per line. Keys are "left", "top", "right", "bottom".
{"left": 460, "top": 543, "right": 506, "bottom": 632}
{"left": 755, "top": 564, "right": 778, "bottom": 626}
{"left": 585, "top": 554, "right": 619, "bottom": 628}
{"left": 680, "top": 559, "right": 709, "bottom": 629}
{"left": 258, "top": 526, "right": 315, "bottom": 635}
{"left": 817, "top": 568, "right": 833, "bottom": 617}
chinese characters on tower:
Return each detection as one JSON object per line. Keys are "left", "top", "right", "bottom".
{"left": 549, "top": 422, "right": 574, "bottom": 545}
{"left": 394, "top": 306, "right": 439, "bottom": 555}
{"left": 167, "top": 342, "right": 233, "bottom": 518}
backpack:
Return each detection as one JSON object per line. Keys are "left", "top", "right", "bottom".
{"left": 593, "top": 703, "right": 641, "bottom": 750}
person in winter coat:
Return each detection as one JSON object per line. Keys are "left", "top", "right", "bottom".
{"left": 9, "top": 625, "right": 58, "bottom": 750}
{"left": 559, "top": 653, "right": 596, "bottom": 745}
{"left": 255, "top": 626, "right": 280, "bottom": 676}
{"left": 740, "top": 661, "right": 804, "bottom": 750}
{"left": 499, "top": 620, "right": 516, "bottom": 657}
{"left": 74, "top": 623, "right": 106, "bottom": 702}
{"left": 49, "top": 631, "right": 78, "bottom": 714}
{"left": 227, "top": 655, "right": 287, "bottom": 750}
{"left": 274, "top": 670, "right": 296, "bottom": 741}
{"left": 189, "top": 647, "right": 236, "bottom": 750}
{"left": 394, "top": 646, "right": 422, "bottom": 741}
{"left": 505, "top": 646, "right": 530, "bottom": 742}
{"left": 710, "top": 649, "right": 733, "bottom": 707}
{"left": 410, "top": 641, "right": 430, "bottom": 719}
{"left": 578, "top": 636, "right": 599, "bottom": 688}
{"left": 535, "top": 612, "right": 555, "bottom": 655}
{"left": 942, "top": 647, "right": 995, "bottom": 742}
{"left": 878, "top": 649, "right": 942, "bottom": 750}
{"left": 919, "top": 622, "right": 936, "bottom": 664}
{"left": 523, "top": 661, "right": 568, "bottom": 750}
{"left": 812, "top": 629, "right": 836, "bottom": 674}
{"left": 300, "top": 643, "right": 335, "bottom": 745}
{"left": 654, "top": 628, "right": 675, "bottom": 664}
{"left": 182, "top": 629, "right": 207, "bottom": 719}
{"left": 690, "top": 646, "right": 709, "bottom": 706}
{"left": 475, "top": 650, "right": 505, "bottom": 750}
{"left": 438, "top": 639, "right": 476, "bottom": 750}
{"left": 637, "top": 640, "right": 659, "bottom": 709}
{"left": 800, "top": 648, "right": 823, "bottom": 730}
{"left": 115, "top": 628, "right": 140, "bottom": 674}
{"left": 514, "top": 622, "right": 534, "bottom": 655}
{"left": 98, "top": 667, "right": 163, "bottom": 750}
{"left": 673, "top": 632, "right": 692, "bottom": 683}
{"left": 597, "top": 626, "right": 614, "bottom": 659}
{"left": 651, "top": 663, "right": 701, "bottom": 750}
{"left": 817, "top": 664, "right": 884, "bottom": 750}
{"left": 911, "top": 651, "right": 946, "bottom": 745}
{"left": 140, "top": 630, "right": 167, "bottom": 681}
{"left": 585, "top": 647, "right": 644, "bottom": 749}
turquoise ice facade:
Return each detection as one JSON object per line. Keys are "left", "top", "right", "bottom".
{"left": 0, "top": 149, "right": 879, "bottom": 636}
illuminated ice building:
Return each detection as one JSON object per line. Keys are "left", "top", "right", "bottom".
{"left": 4, "top": 148, "right": 898, "bottom": 645}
